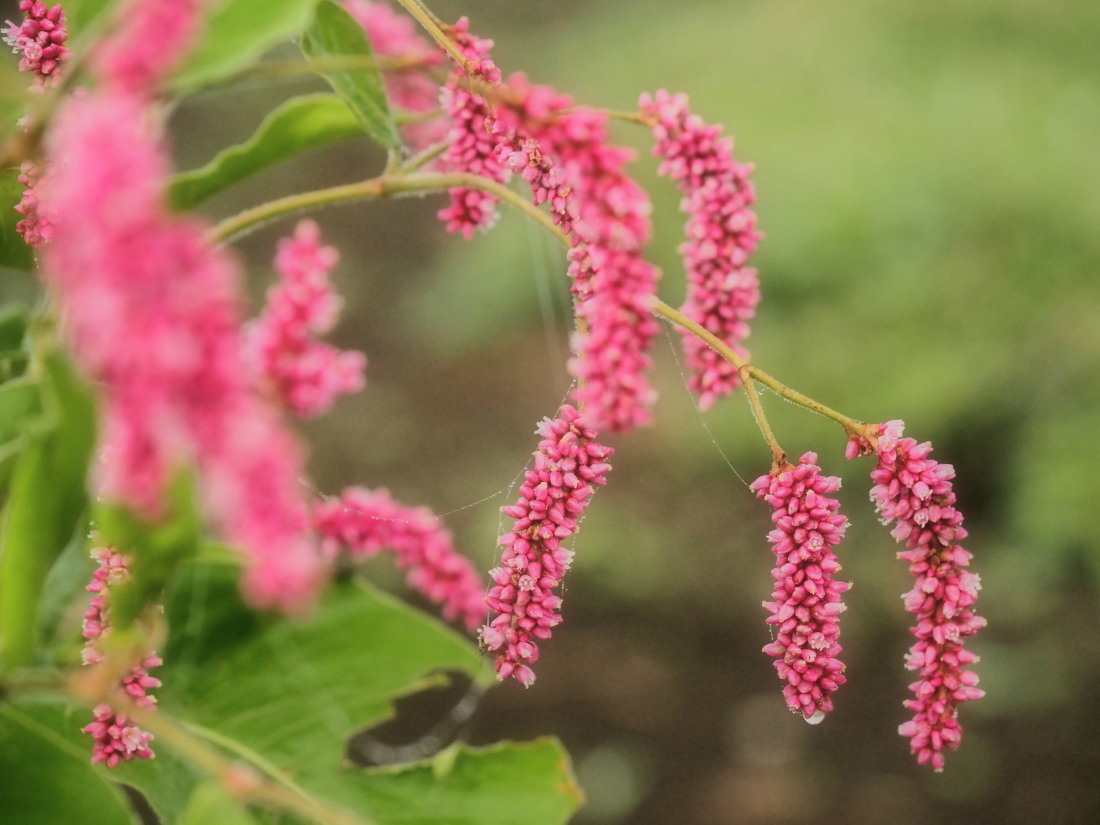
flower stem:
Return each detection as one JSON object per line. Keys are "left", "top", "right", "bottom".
{"left": 393, "top": 0, "right": 467, "bottom": 68}
{"left": 209, "top": 172, "right": 561, "bottom": 244}
{"left": 746, "top": 366, "right": 870, "bottom": 438}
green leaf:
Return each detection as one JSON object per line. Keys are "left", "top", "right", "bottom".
{"left": 159, "top": 571, "right": 487, "bottom": 780}
{"left": 0, "top": 303, "right": 28, "bottom": 352}
{"left": 0, "top": 168, "right": 35, "bottom": 274}
{"left": 169, "top": 94, "right": 362, "bottom": 210}
{"left": 0, "top": 699, "right": 137, "bottom": 825}
{"left": 0, "top": 379, "right": 43, "bottom": 493}
{"left": 0, "top": 348, "right": 96, "bottom": 668}
{"left": 301, "top": 0, "right": 401, "bottom": 151}
{"left": 0, "top": 379, "right": 42, "bottom": 444}
{"left": 313, "top": 739, "right": 584, "bottom": 825}
{"left": 178, "top": 783, "right": 262, "bottom": 825}
{"left": 62, "top": 0, "right": 116, "bottom": 39}
{"left": 173, "top": 0, "right": 320, "bottom": 93}
{"left": 95, "top": 471, "right": 202, "bottom": 630}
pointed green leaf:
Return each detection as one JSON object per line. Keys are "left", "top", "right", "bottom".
{"left": 301, "top": 0, "right": 400, "bottom": 151}
{"left": 173, "top": 0, "right": 320, "bottom": 93}
{"left": 169, "top": 94, "right": 362, "bottom": 210}
{"left": 0, "top": 699, "right": 137, "bottom": 825}
{"left": 0, "top": 168, "right": 35, "bottom": 274}
{"left": 313, "top": 739, "right": 584, "bottom": 825}
{"left": 0, "top": 348, "right": 96, "bottom": 668}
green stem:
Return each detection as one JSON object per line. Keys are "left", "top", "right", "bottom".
{"left": 128, "top": 708, "right": 370, "bottom": 825}
{"left": 740, "top": 365, "right": 785, "bottom": 463}
{"left": 747, "top": 367, "right": 868, "bottom": 436}
{"left": 393, "top": 0, "right": 468, "bottom": 68}
{"left": 209, "top": 172, "right": 560, "bottom": 244}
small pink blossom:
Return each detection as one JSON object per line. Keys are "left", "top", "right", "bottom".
{"left": 855, "top": 420, "right": 985, "bottom": 771}
{"left": 751, "top": 452, "right": 850, "bottom": 721}
{"left": 83, "top": 704, "right": 156, "bottom": 768}
{"left": 640, "top": 90, "right": 761, "bottom": 409}
{"left": 480, "top": 405, "right": 612, "bottom": 686}
{"left": 313, "top": 487, "right": 486, "bottom": 631}
{"left": 3, "top": 1, "right": 69, "bottom": 86}
{"left": 80, "top": 547, "right": 161, "bottom": 766}
{"left": 245, "top": 220, "right": 366, "bottom": 419}
{"left": 343, "top": 0, "right": 446, "bottom": 150}
{"left": 437, "top": 17, "right": 508, "bottom": 238}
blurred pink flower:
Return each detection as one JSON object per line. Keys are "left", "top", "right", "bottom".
{"left": 92, "top": 0, "right": 208, "bottom": 95}
{"left": 13, "top": 161, "right": 52, "bottom": 247}
{"left": 245, "top": 220, "right": 366, "bottom": 419}
{"left": 43, "top": 89, "right": 324, "bottom": 614}
{"left": 751, "top": 452, "right": 849, "bottom": 721}
{"left": 313, "top": 487, "right": 486, "bottom": 631}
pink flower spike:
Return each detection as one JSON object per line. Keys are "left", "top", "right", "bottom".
{"left": 480, "top": 405, "right": 612, "bottom": 686}
{"left": 245, "top": 220, "right": 366, "bottom": 419}
{"left": 860, "top": 419, "right": 985, "bottom": 771}
{"left": 494, "top": 77, "right": 662, "bottom": 432}
{"left": 751, "top": 453, "right": 850, "bottom": 721}
{"left": 639, "top": 90, "right": 761, "bottom": 409}
{"left": 313, "top": 487, "right": 486, "bottom": 632}
{"left": 437, "top": 17, "right": 508, "bottom": 238}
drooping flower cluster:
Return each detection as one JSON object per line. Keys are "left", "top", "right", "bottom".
{"left": 245, "top": 220, "right": 366, "bottom": 419}
{"left": 313, "top": 487, "right": 486, "bottom": 631}
{"left": 80, "top": 547, "right": 162, "bottom": 768}
{"left": 751, "top": 453, "right": 850, "bottom": 722}
{"left": 42, "top": 37, "right": 324, "bottom": 612}
{"left": 3, "top": 1, "right": 69, "bottom": 86}
{"left": 640, "top": 89, "right": 762, "bottom": 410}
{"left": 437, "top": 17, "right": 508, "bottom": 238}
{"left": 496, "top": 76, "right": 662, "bottom": 433}
{"left": 480, "top": 405, "right": 612, "bottom": 686}
{"left": 92, "top": 0, "right": 208, "bottom": 95}
{"left": 855, "top": 420, "right": 985, "bottom": 771}
{"left": 343, "top": 0, "right": 447, "bottom": 151}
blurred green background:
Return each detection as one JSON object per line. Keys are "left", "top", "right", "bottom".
{"left": 10, "top": 0, "right": 1100, "bottom": 822}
